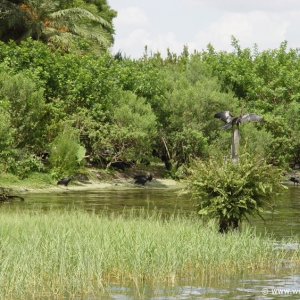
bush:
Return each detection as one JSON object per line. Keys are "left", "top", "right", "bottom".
{"left": 0, "top": 71, "right": 47, "bottom": 149}
{"left": 186, "top": 152, "right": 287, "bottom": 232}
{"left": 0, "top": 149, "right": 44, "bottom": 179}
{"left": 48, "top": 126, "right": 84, "bottom": 179}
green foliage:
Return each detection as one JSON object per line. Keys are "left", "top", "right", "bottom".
{"left": 186, "top": 153, "right": 287, "bottom": 232}
{"left": 6, "top": 156, "right": 44, "bottom": 179}
{"left": 0, "top": 171, "right": 53, "bottom": 187}
{"left": 158, "top": 57, "right": 238, "bottom": 165}
{"left": 0, "top": 71, "right": 47, "bottom": 149}
{"left": 239, "top": 125, "right": 273, "bottom": 159}
{"left": 112, "top": 90, "right": 157, "bottom": 136}
{"left": 48, "top": 126, "right": 83, "bottom": 179}
{"left": 1, "top": 149, "right": 44, "bottom": 179}
{"left": 0, "top": 0, "right": 115, "bottom": 54}
{"left": 76, "top": 145, "right": 86, "bottom": 163}
{"left": 90, "top": 90, "right": 158, "bottom": 162}
{"left": 199, "top": 38, "right": 300, "bottom": 166}
{"left": 0, "top": 107, "right": 14, "bottom": 151}
{"left": 201, "top": 38, "right": 300, "bottom": 108}
{"left": 1, "top": 37, "right": 300, "bottom": 178}
{"left": 211, "top": 123, "right": 274, "bottom": 164}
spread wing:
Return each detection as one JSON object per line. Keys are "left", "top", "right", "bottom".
{"left": 240, "top": 113, "right": 264, "bottom": 124}
{"left": 214, "top": 111, "right": 234, "bottom": 123}
{"left": 219, "top": 123, "right": 233, "bottom": 130}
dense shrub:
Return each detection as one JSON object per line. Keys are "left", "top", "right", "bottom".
{"left": 48, "top": 126, "right": 83, "bottom": 179}
{"left": 186, "top": 152, "right": 286, "bottom": 232}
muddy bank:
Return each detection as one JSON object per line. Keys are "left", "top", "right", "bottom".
{"left": 1, "top": 164, "right": 187, "bottom": 194}
{"left": 17, "top": 178, "right": 186, "bottom": 194}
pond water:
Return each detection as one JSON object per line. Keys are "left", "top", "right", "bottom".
{"left": 4, "top": 181, "right": 300, "bottom": 299}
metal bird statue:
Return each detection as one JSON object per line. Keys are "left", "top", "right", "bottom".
{"left": 214, "top": 111, "right": 264, "bottom": 130}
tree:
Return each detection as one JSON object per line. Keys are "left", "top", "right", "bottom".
{"left": 0, "top": 71, "right": 47, "bottom": 149}
{"left": 88, "top": 90, "right": 158, "bottom": 164}
{"left": 156, "top": 55, "right": 238, "bottom": 168}
{"left": 0, "top": 0, "right": 114, "bottom": 53}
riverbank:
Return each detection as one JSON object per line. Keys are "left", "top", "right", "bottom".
{"left": 21, "top": 177, "right": 185, "bottom": 194}
{"left": 0, "top": 166, "right": 186, "bottom": 194}
{"left": 0, "top": 165, "right": 297, "bottom": 195}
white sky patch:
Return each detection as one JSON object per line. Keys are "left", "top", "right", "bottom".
{"left": 182, "top": 0, "right": 300, "bottom": 12}
{"left": 113, "top": 29, "right": 150, "bottom": 58}
{"left": 114, "top": 31, "right": 186, "bottom": 58}
{"left": 145, "top": 32, "right": 186, "bottom": 56}
{"left": 193, "top": 11, "right": 290, "bottom": 52}
{"left": 114, "top": 7, "right": 149, "bottom": 27}
{"left": 109, "top": 0, "right": 300, "bottom": 59}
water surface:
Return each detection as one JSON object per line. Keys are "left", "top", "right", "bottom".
{"left": 12, "top": 181, "right": 300, "bottom": 238}
{"left": 3, "top": 181, "right": 300, "bottom": 299}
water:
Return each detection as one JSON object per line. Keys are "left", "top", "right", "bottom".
{"left": 105, "top": 274, "right": 300, "bottom": 299}
{"left": 4, "top": 181, "right": 300, "bottom": 299}
{"left": 11, "top": 181, "right": 300, "bottom": 238}
{"left": 12, "top": 184, "right": 194, "bottom": 217}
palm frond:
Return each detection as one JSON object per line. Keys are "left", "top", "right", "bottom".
{"left": 0, "top": 0, "right": 113, "bottom": 52}
{"left": 50, "top": 8, "right": 111, "bottom": 29}
{"left": 68, "top": 24, "right": 111, "bottom": 47}
{"left": 43, "top": 26, "right": 111, "bottom": 52}
{"left": 43, "top": 28, "right": 73, "bottom": 52}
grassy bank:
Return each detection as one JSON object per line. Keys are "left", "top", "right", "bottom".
{"left": 0, "top": 172, "right": 55, "bottom": 189}
{"left": 0, "top": 165, "right": 169, "bottom": 191}
{"left": 0, "top": 208, "right": 299, "bottom": 299}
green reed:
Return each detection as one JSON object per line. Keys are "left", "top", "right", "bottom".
{"left": 0, "top": 207, "right": 299, "bottom": 299}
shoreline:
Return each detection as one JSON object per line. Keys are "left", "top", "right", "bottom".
{"left": 15, "top": 178, "right": 186, "bottom": 194}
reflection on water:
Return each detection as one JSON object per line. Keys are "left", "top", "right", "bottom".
{"left": 10, "top": 182, "right": 300, "bottom": 238}
{"left": 95, "top": 273, "right": 300, "bottom": 299}
{"left": 13, "top": 187, "right": 194, "bottom": 216}
{"left": 3, "top": 182, "right": 300, "bottom": 299}
{"left": 104, "top": 274, "right": 300, "bottom": 299}
{"left": 248, "top": 185, "right": 300, "bottom": 238}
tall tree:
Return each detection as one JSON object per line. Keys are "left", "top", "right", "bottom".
{"left": 0, "top": 0, "right": 115, "bottom": 53}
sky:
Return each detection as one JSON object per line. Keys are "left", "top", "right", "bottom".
{"left": 107, "top": 0, "right": 300, "bottom": 59}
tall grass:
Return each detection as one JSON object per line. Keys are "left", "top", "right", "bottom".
{"left": 0, "top": 207, "right": 299, "bottom": 299}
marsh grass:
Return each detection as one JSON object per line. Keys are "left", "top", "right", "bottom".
{"left": 0, "top": 207, "right": 299, "bottom": 299}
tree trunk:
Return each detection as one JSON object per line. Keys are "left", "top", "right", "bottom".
{"left": 219, "top": 217, "right": 240, "bottom": 233}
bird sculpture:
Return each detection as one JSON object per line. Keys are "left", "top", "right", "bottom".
{"left": 134, "top": 173, "right": 153, "bottom": 186}
{"left": 57, "top": 176, "right": 73, "bottom": 187}
{"left": 289, "top": 177, "right": 299, "bottom": 187}
{"left": 214, "top": 111, "right": 264, "bottom": 130}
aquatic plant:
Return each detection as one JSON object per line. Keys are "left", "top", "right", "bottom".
{"left": 0, "top": 208, "right": 298, "bottom": 299}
